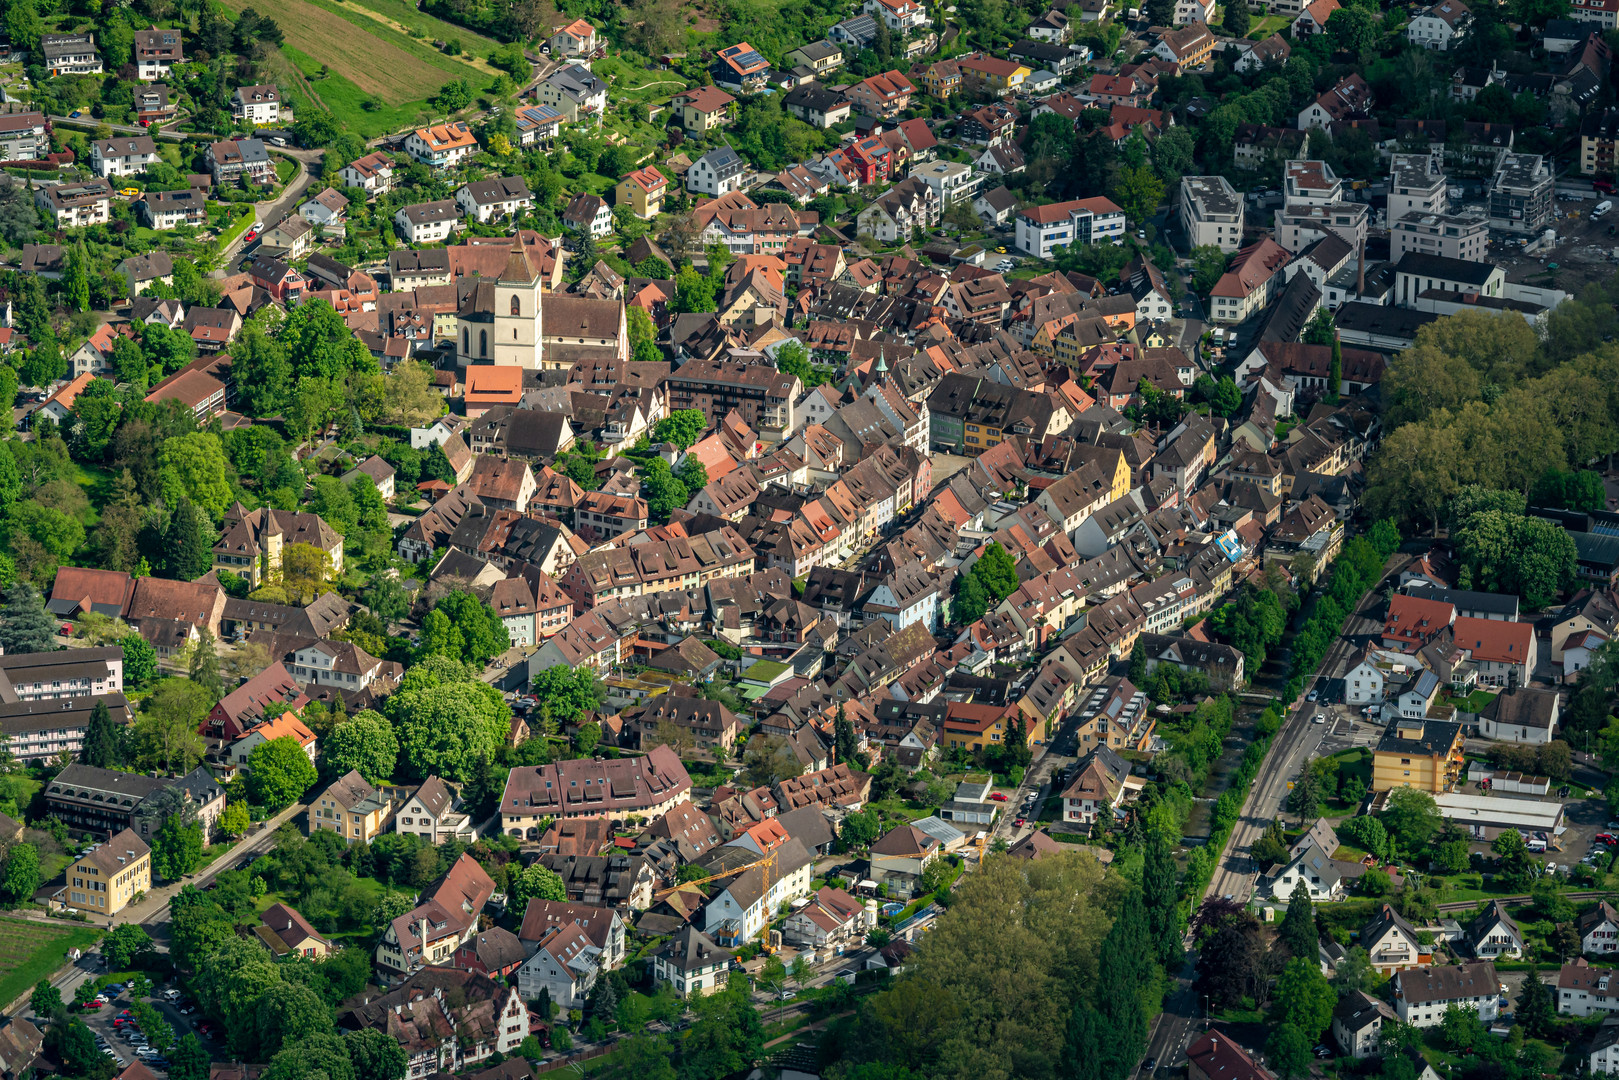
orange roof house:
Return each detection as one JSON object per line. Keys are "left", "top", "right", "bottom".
{"left": 464, "top": 366, "right": 525, "bottom": 418}
{"left": 1382, "top": 594, "right": 1456, "bottom": 650}
{"left": 37, "top": 373, "right": 95, "bottom": 422}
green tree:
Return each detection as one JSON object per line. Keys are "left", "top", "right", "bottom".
{"left": 1111, "top": 164, "right": 1163, "bottom": 230}
{"left": 1221, "top": 1, "right": 1251, "bottom": 36}
{"left": 79, "top": 699, "right": 123, "bottom": 769}
{"left": 343, "top": 1029, "right": 408, "bottom": 1080}
{"left": 652, "top": 409, "right": 708, "bottom": 449}
{"left": 1516, "top": 965, "right": 1553, "bottom": 1036}
{"left": 168, "top": 1034, "right": 210, "bottom": 1080}
{"left": 626, "top": 305, "right": 660, "bottom": 364}
{"left": 162, "top": 498, "right": 218, "bottom": 581}
{"left": 323, "top": 711, "right": 398, "bottom": 784}
{"left": 30, "top": 979, "right": 61, "bottom": 1017}
{"left": 0, "top": 582, "right": 55, "bottom": 654}
{"left": 1328, "top": 333, "right": 1343, "bottom": 403}
{"left": 1279, "top": 882, "right": 1317, "bottom": 960}
{"left": 1266, "top": 1023, "right": 1312, "bottom": 1080}
{"left": 151, "top": 814, "right": 204, "bottom": 881}
{"left": 1381, "top": 788, "right": 1441, "bottom": 854}
{"left": 390, "top": 681, "right": 511, "bottom": 780}
{"left": 0, "top": 841, "right": 39, "bottom": 901}
{"left": 190, "top": 629, "right": 225, "bottom": 702}
{"left": 122, "top": 633, "right": 159, "bottom": 687}
{"left": 511, "top": 862, "right": 566, "bottom": 908}
{"left": 64, "top": 240, "right": 91, "bottom": 313}
{"left": 1272, "top": 957, "right": 1335, "bottom": 1040}
{"left": 232, "top": 325, "right": 293, "bottom": 418}
{"left": 103, "top": 923, "right": 154, "bottom": 969}
{"left": 671, "top": 265, "right": 717, "bottom": 314}
{"left": 528, "top": 668, "right": 605, "bottom": 726}
{"left": 134, "top": 680, "right": 210, "bottom": 773}
{"left": 219, "top": 802, "right": 250, "bottom": 837}
{"left": 247, "top": 736, "right": 319, "bottom": 809}
{"left": 1143, "top": 832, "right": 1182, "bottom": 966}
{"left": 1433, "top": 839, "right": 1471, "bottom": 874}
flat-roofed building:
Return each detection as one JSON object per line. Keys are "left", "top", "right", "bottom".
{"left": 1178, "top": 175, "right": 1244, "bottom": 252}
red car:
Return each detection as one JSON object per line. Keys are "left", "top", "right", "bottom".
{"left": 988, "top": 793, "right": 1009, "bottom": 802}
{"left": 80, "top": 1001, "right": 101, "bottom": 1011}
{"left": 1598, "top": 833, "right": 1617, "bottom": 845}
{"left": 1596, "top": 180, "right": 1616, "bottom": 195}
{"left": 1014, "top": 817, "right": 1026, "bottom": 827}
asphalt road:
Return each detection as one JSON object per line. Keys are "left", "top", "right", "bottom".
{"left": 1142, "top": 555, "right": 1409, "bottom": 1075}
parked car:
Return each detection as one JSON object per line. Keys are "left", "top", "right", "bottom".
{"left": 988, "top": 792, "right": 1009, "bottom": 802}
{"left": 1307, "top": 689, "right": 1319, "bottom": 701}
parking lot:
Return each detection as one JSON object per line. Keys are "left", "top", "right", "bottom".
{"left": 78, "top": 981, "right": 216, "bottom": 1074}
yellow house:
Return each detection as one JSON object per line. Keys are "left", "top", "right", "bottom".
{"left": 308, "top": 770, "right": 396, "bottom": 843}
{"left": 957, "top": 54, "right": 1031, "bottom": 92}
{"left": 65, "top": 828, "right": 150, "bottom": 917}
{"left": 614, "top": 165, "right": 668, "bottom": 220}
{"left": 670, "top": 86, "right": 736, "bottom": 133}
{"left": 941, "top": 702, "right": 1046, "bottom": 751}
{"left": 1371, "top": 718, "right": 1465, "bottom": 793}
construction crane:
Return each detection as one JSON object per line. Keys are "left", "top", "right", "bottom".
{"left": 653, "top": 847, "right": 778, "bottom": 901}
{"left": 653, "top": 846, "right": 785, "bottom": 951}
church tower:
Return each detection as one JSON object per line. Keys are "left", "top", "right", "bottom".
{"left": 492, "top": 243, "right": 543, "bottom": 368}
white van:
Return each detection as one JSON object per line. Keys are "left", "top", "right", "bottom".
{"left": 1595, "top": 200, "right": 1613, "bottom": 220}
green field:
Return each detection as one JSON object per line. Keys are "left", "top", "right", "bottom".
{"left": 340, "top": 0, "right": 505, "bottom": 58}
{"left": 0, "top": 917, "right": 103, "bottom": 1011}
{"left": 281, "top": 48, "right": 437, "bottom": 140}
{"left": 220, "top": 0, "right": 495, "bottom": 136}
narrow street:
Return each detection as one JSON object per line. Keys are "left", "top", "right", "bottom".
{"left": 6, "top": 802, "right": 304, "bottom": 1023}
{"left": 1143, "top": 554, "right": 1410, "bottom": 1075}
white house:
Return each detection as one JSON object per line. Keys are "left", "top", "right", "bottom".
{"left": 1581, "top": 902, "right": 1619, "bottom": 956}
{"left": 89, "top": 136, "right": 159, "bottom": 178}
{"left": 687, "top": 147, "right": 746, "bottom": 197}
{"left": 1477, "top": 686, "right": 1559, "bottom": 744}
{"left": 702, "top": 837, "right": 813, "bottom": 946}
{"left": 1407, "top": 0, "right": 1471, "bottom": 49}
{"left": 395, "top": 775, "right": 475, "bottom": 844}
{"left": 1014, "top": 196, "right": 1126, "bottom": 258}
{"left": 1564, "top": 629, "right": 1609, "bottom": 683}
{"left": 1591, "top": 1016, "right": 1619, "bottom": 1076}
{"left": 231, "top": 84, "right": 281, "bottom": 125}
{"left": 1392, "top": 962, "right": 1500, "bottom": 1028}
{"left": 1333, "top": 991, "right": 1395, "bottom": 1059}
{"left": 298, "top": 187, "right": 349, "bottom": 229}
{"left": 455, "top": 176, "right": 534, "bottom": 223}
{"left": 1269, "top": 844, "right": 1344, "bottom": 902}
{"left": 1344, "top": 648, "right": 1426, "bottom": 705}
{"left": 650, "top": 925, "right": 733, "bottom": 999}
{"left": 515, "top": 922, "right": 601, "bottom": 1009}
{"left": 1398, "top": 670, "right": 1442, "bottom": 719}
{"left": 1464, "top": 901, "right": 1523, "bottom": 960}
{"left": 340, "top": 151, "right": 394, "bottom": 197}
{"left": 394, "top": 200, "right": 462, "bottom": 245}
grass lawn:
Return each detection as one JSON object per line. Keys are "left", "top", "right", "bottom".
{"left": 864, "top": 796, "right": 935, "bottom": 825}
{"left": 1246, "top": 14, "right": 1289, "bottom": 37}
{"left": 274, "top": 157, "right": 298, "bottom": 185}
{"left": 192, "top": 843, "right": 235, "bottom": 875}
{"left": 0, "top": 917, "right": 102, "bottom": 1009}
{"left": 67, "top": 461, "right": 119, "bottom": 527}
{"left": 216, "top": 209, "right": 255, "bottom": 248}
{"left": 1451, "top": 688, "right": 1496, "bottom": 713}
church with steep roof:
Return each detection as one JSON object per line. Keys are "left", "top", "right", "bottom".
{"left": 457, "top": 243, "right": 545, "bottom": 368}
